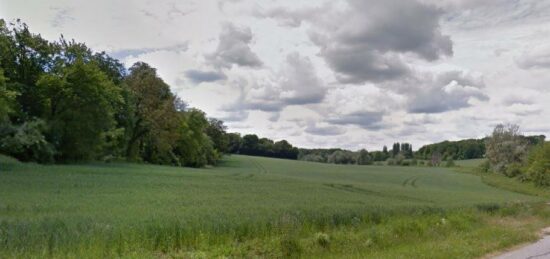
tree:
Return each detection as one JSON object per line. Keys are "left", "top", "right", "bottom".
{"left": 392, "top": 142, "right": 400, "bottom": 157}
{"left": 527, "top": 143, "right": 550, "bottom": 186}
{"left": 37, "top": 59, "right": 121, "bottom": 161}
{"left": 173, "top": 108, "right": 218, "bottom": 167}
{"left": 273, "top": 140, "right": 299, "bottom": 159}
{"left": 356, "top": 149, "right": 372, "bottom": 165}
{"left": 226, "top": 133, "right": 242, "bottom": 153}
{"left": 485, "top": 124, "right": 528, "bottom": 174}
{"left": 328, "top": 150, "right": 355, "bottom": 164}
{"left": 0, "top": 68, "right": 16, "bottom": 122}
{"left": 122, "top": 62, "right": 179, "bottom": 163}
{"left": 430, "top": 151, "right": 442, "bottom": 166}
{"left": 205, "top": 118, "right": 228, "bottom": 154}
{"left": 240, "top": 134, "right": 260, "bottom": 155}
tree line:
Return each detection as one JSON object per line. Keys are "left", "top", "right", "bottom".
{"left": 0, "top": 20, "right": 230, "bottom": 167}
{"left": 297, "top": 142, "right": 414, "bottom": 165}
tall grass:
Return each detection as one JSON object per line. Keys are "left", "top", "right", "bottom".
{"left": 0, "top": 155, "right": 546, "bottom": 257}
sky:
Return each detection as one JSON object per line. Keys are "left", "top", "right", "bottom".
{"left": 1, "top": 0, "right": 550, "bottom": 151}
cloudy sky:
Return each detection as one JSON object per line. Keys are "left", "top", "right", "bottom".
{"left": 2, "top": 0, "right": 550, "bottom": 150}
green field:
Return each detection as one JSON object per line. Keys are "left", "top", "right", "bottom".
{"left": 0, "top": 155, "right": 546, "bottom": 258}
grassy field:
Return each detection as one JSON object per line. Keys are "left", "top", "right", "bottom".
{"left": 0, "top": 154, "right": 548, "bottom": 258}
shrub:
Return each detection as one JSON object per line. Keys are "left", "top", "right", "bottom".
{"left": 527, "top": 143, "right": 550, "bottom": 187}
{"left": 401, "top": 161, "right": 411, "bottom": 166}
{"left": 445, "top": 158, "right": 455, "bottom": 167}
{"left": 411, "top": 159, "right": 418, "bottom": 166}
{"left": 478, "top": 160, "right": 491, "bottom": 173}
{"left": 280, "top": 237, "right": 302, "bottom": 257}
{"left": 314, "top": 232, "right": 330, "bottom": 248}
{"left": 0, "top": 120, "right": 55, "bottom": 163}
{"left": 476, "top": 203, "right": 500, "bottom": 214}
{"left": 395, "top": 154, "right": 405, "bottom": 165}
{"left": 386, "top": 158, "right": 396, "bottom": 166}
{"left": 504, "top": 163, "right": 523, "bottom": 177}
{"left": 485, "top": 124, "right": 528, "bottom": 175}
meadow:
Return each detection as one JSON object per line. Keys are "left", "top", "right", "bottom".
{"left": 0, "top": 154, "right": 548, "bottom": 258}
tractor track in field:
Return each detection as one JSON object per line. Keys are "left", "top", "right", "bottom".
{"left": 323, "top": 183, "right": 433, "bottom": 204}
{"left": 402, "top": 177, "right": 419, "bottom": 188}
{"left": 250, "top": 158, "right": 268, "bottom": 174}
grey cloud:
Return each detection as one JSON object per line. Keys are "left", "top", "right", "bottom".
{"left": 208, "top": 23, "right": 263, "bottom": 68}
{"left": 273, "top": 0, "right": 453, "bottom": 84}
{"left": 279, "top": 53, "right": 326, "bottom": 105}
{"left": 435, "top": 0, "right": 550, "bottom": 30}
{"left": 327, "top": 111, "right": 386, "bottom": 130}
{"left": 185, "top": 69, "right": 227, "bottom": 84}
{"left": 406, "top": 71, "right": 489, "bottom": 113}
{"left": 222, "top": 53, "right": 325, "bottom": 115}
{"left": 221, "top": 111, "right": 249, "bottom": 122}
{"left": 516, "top": 46, "right": 550, "bottom": 69}
{"left": 255, "top": 5, "right": 325, "bottom": 27}
{"left": 502, "top": 95, "right": 535, "bottom": 106}
{"left": 50, "top": 7, "right": 75, "bottom": 28}
{"left": 305, "top": 124, "right": 346, "bottom": 136}
{"left": 109, "top": 43, "right": 188, "bottom": 59}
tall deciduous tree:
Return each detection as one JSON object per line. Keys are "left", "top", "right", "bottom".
{"left": 205, "top": 118, "right": 229, "bottom": 154}
{"left": 0, "top": 69, "right": 16, "bottom": 122}
{"left": 37, "top": 59, "right": 121, "bottom": 161}
{"left": 173, "top": 108, "right": 218, "bottom": 167}
{"left": 356, "top": 149, "right": 372, "bottom": 165}
{"left": 123, "top": 62, "right": 179, "bottom": 163}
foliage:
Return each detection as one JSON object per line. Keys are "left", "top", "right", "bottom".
{"left": 416, "top": 139, "right": 485, "bottom": 160}
{"left": 231, "top": 134, "right": 299, "bottom": 159}
{"left": 205, "top": 118, "right": 229, "bottom": 153}
{"left": 0, "top": 119, "right": 54, "bottom": 163}
{"left": 173, "top": 109, "right": 218, "bottom": 167}
{"left": 38, "top": 59, "right": 121, "bottom": 162}
{"left": 356, "top": 149, "right": 372, "bottom": 165}
{"left": 328, "top": 150, "right": 356, "bottom": 164}
{"left": 0, "top": 20, "right": 222, "bottom": 167}
{"left": 122, "top": 62, "right": 179, "bottom": 163}
{"left": 485, "top": 124, "right": 528, "bottom": 174}
{"left": 526, "top": 143, "right": 550, "bottom": 186}
{"left": 0, "top": 68, "right": 16, "bottom": 122}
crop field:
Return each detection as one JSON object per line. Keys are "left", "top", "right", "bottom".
{"left": 0, "top": 155, "right": 544, "bottom": 258}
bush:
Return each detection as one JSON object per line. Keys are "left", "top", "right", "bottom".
{"left": 504, "top": 163, "right": 523, "bottom": 177}
{"left": 411, "top": 159, "right": 418, "bottom": 166}
{"left": 395, "top": 154, "right": 405, "bottom": 165}
{"left": 527, "top": 143, "right": 550, "bottom": 187}
{"left": 401, "top": 161, "right": 411, "bottom": 166}
{"left": 386, "top": 158, "right": 396, "bottom": 166}
{"left": 314, "top": 232, "right": 330, "bottom": 248}
{"left": 445, "top": 158, "right": 455, "bottom": 167}
{"left": 0, "top": 120, "right": 55, "bottom": 163}
{"left": 478, "top": 160, "right": 491, "bottom": 173}
{"left": 280, "top": 237, "right": 302, "bottom": 257}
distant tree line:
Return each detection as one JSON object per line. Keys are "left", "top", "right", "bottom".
{"left": 0, "top": 20, "right": 229, "bottom": 167}
{"left": 297, "top": 142, "right": 414, "bottom": 165}
{"left": 416, "top": 139, "right": 486, "bottom": 160}
{"left": 416, "top": 135, "right": 545, "bottom": 161}
{"left": 225, "top": 133, "right": 299, "bottom": 159}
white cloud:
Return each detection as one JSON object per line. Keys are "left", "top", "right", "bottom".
{"left": 2, "top": 0, "right": 550, "bottom": 150}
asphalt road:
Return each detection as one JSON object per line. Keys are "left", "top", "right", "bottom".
{"left": 494, "top": 232, "right": 550, "bottom": 259}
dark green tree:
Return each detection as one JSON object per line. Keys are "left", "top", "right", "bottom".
{"left": 37, "top": 59, "right": 121, "bottom": 161}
